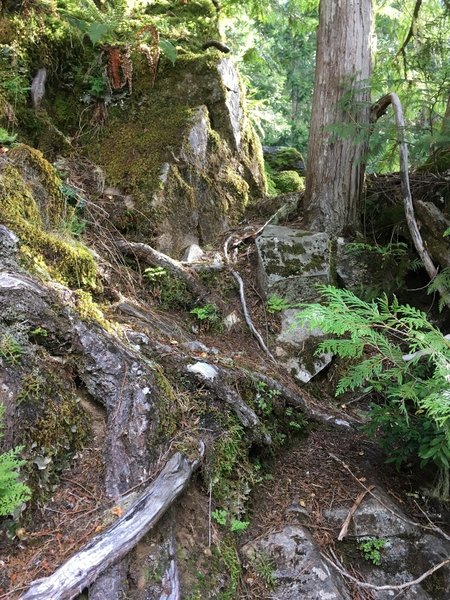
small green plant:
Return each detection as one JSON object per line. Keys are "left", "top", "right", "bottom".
{"left": 230, "top": 518, "right": 249, "bottom": 533}
{"left": 255, "top": 381, "right": 281, "bottom": 417}
{"left": 0, "top": 334, "right": 23, "bottom": 365}
{"left": 249, "top": 550, "right": 276, "bottom": 589}
{"left": 212, "top": 509, "right": 249, "bottom": 533}
{"left": 0, "top": 128, "right": 17, "bottom": 146}
{"left": 190, "top": 303, "right": 219, "bottom": 322}
{"left": 143, "top": 266, "right": 167, "bottom": 282}
{"left": 212, "top": 508, "right": 228, "bottom": 526}
{"left": 358, "top": 537, "right": 387, "bottom": 566}
{"left": 0, "top": 403, "right": 31, "bottom": 516}
{"left": 190, "top": 304, "right": 221, "bottom": 331}
{"left": 266, "top": 294, "right": 290, "bottom": 314}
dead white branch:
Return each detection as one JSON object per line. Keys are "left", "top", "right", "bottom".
{"left": 224, "top": 235, "right": 276, "bottom": 362}
{"left": 337, "top": 486, "right": 374, "bottom": 541}
{"left": 322, "top": 552, "right": 450, "bottom": 592}
{"left": 21, "top": 449, "right": 203, "bottom": 600}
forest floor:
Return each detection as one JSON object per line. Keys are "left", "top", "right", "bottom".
{"left": 1, "top": 212, "right": 449, "bottom": 600}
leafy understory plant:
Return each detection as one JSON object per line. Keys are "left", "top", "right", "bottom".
{"left": 296, "top": 285, "right": 450, "bottom": 499}
{"left": 211, "top": 508, "right": 249, "bottom": 533}
{"left": 190, "top": 304, "right": 220, "bottom": 329}
{"left": 0, "top": 404, "right": 31, "bottom": 517}
{"left": 358, "top": 537, "right": 387, "bottom": 566}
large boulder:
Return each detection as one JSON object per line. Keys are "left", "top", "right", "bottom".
{"left": 86, "top": 53, "right": 266, "bottom": 257}
{"left": 256, "top": 226, "right": 333, "bottom": 383}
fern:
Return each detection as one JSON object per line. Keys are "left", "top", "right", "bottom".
{"left": 0, "top": 404, "right": 31, "bottom": 516}
{"left": 297, "top": 286, "right": 450, "bottom": 498}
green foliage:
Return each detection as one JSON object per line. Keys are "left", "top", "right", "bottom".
{"left": 427, "top": 267, "right": 450, "bottom": 312}
{"left": 0, "top": 128, "right": 17, "bottom": 145}
{"left": 211, "top": 508, "right": 249, "bottom": 532}
{"left": 255, "top": 381, "right": 281, "bottom": 417}
{"left": 248, "top": 550, "right": 276, "bottom": 589}
{"left": 266, "top": 294, "right": 290, "bottom": 314}
{"left": 0, "top": 334, "right": 23, "bottom": 365}
{"left": 358, "top": 537, "right": 387, "bottom": 566}
{"left": 144, "top": 267, "right": 192, "bottom": 310}
{"left": 297, "top": 285, "right": 450, "bottom": 498}
{"left": 190, "top": 303, "right": 219, "bottom": 322}
{"left": 0, "top": 403, "right": 31, "bottom": 517}
{"left": 143, "top": 266, "right": 167, "bottom": 282}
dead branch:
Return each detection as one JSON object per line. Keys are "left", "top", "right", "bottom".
{"left": 337, "top": 486, "right": 375, "bottom": 541}
{"left": 224, "top": 235, "right": 276, "bottom": 362}
{"left": 370, "top": 92, "right": 450, "bottom": 309}
{"left": 322, "top": 552, "right": 450, "bottom": 592}
{"left": 255, "top": 373, "right": 359, "bottom": 429}
{"left": 329, "top": 453, "right": 450, "bottom": 542}
{"left": 113, "top": 237, "right": 226, "bottom": 311}
{"left": 21, "top": 449, "right": 203, "bottom": 600}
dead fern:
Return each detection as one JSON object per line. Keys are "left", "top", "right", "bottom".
{"left": 106, "top": 45, "right": 123, "bottom": 90}
{"left": 137, "top": 25, "right": 160, "bottom": 86}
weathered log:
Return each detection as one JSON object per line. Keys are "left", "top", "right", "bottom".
{"left": 21, "top": 450, "right": 203, "bottom": 600}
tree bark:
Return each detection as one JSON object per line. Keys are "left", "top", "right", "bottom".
{"left": 304, "top": 0, "right": 372, "bottom": 236}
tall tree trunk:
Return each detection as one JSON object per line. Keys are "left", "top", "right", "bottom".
{"left": 304, "top": 0, "right": 372, "bottom": 236}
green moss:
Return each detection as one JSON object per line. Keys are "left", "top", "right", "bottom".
{"left": 273, "top": 170, "right": 304, "bottom": 194}
{"left": 264, "top": 146, "right": 305, "bottom": 173}
{"left": 0, "top": 145, "right": 97, "bottom": 289}
{"left": 153, "top": 364, "right": 180, "bottom": 440}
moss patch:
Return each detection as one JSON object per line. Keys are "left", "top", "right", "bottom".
{"left": 0, "top": 145, "right": 97, "bottom": 289}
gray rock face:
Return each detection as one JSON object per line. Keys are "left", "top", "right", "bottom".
{"left": 242, "top": 525, "right": 352, "bottom": 600}
{"left": 325, "top": 488, "right": 450, "bottom": 600}
{"left": 256, "top": 226, "right": 333, "bottom": 383}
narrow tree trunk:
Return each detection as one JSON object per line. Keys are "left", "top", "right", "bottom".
{"left": 304, "top": 0, "right": 372, "bottom": 235}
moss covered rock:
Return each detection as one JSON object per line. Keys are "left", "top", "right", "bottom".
{"left": 85, "top": 52, "right": 266, "bottom": 256}
{"left": 273, "top": 170, "right": 305, "bottom": 194}
{"left": 0, "top": 144, "right": 97, "bottom": 289}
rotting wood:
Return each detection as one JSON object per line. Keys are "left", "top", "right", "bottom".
{"left": 21, "top": 449, "right": 204, "bottom": 600}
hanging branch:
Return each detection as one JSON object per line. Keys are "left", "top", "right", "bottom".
{"left": 370, "top": 92, "right": 450, "bottom": 309}
{"left": 395, "top": 0, "right": 423, "bottom": 76}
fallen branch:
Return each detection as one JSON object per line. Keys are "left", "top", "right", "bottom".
{"left": 329, "top": 452, "right": 450, "bottom": 542}
{"left": 337, "top": 486, "right": 375, "bottom": 541}
{"left": 21, "top": 449, "right": 204, "bottom": 600}
{"left": 114, "top": 237, "right": 227, "bottom": 311}
{"left": 322, "top": 551, "right": 450, "bottom": 592}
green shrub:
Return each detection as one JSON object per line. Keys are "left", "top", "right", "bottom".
{"left": 296, "top": 285, "right": 450, "bottom": 499}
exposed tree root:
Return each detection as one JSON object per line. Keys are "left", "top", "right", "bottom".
{"left": 21, "top": 449, "right": 203, "bottom": 600}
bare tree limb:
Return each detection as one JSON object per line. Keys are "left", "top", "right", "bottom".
{"left": 21, "top": 449, "right": 204, "bottom": 600}
{"left": 113, "top": 237, "right": 227, "bottom": 311}
{"left": 337, "top": 486, "right": 375, "bottom": 541}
